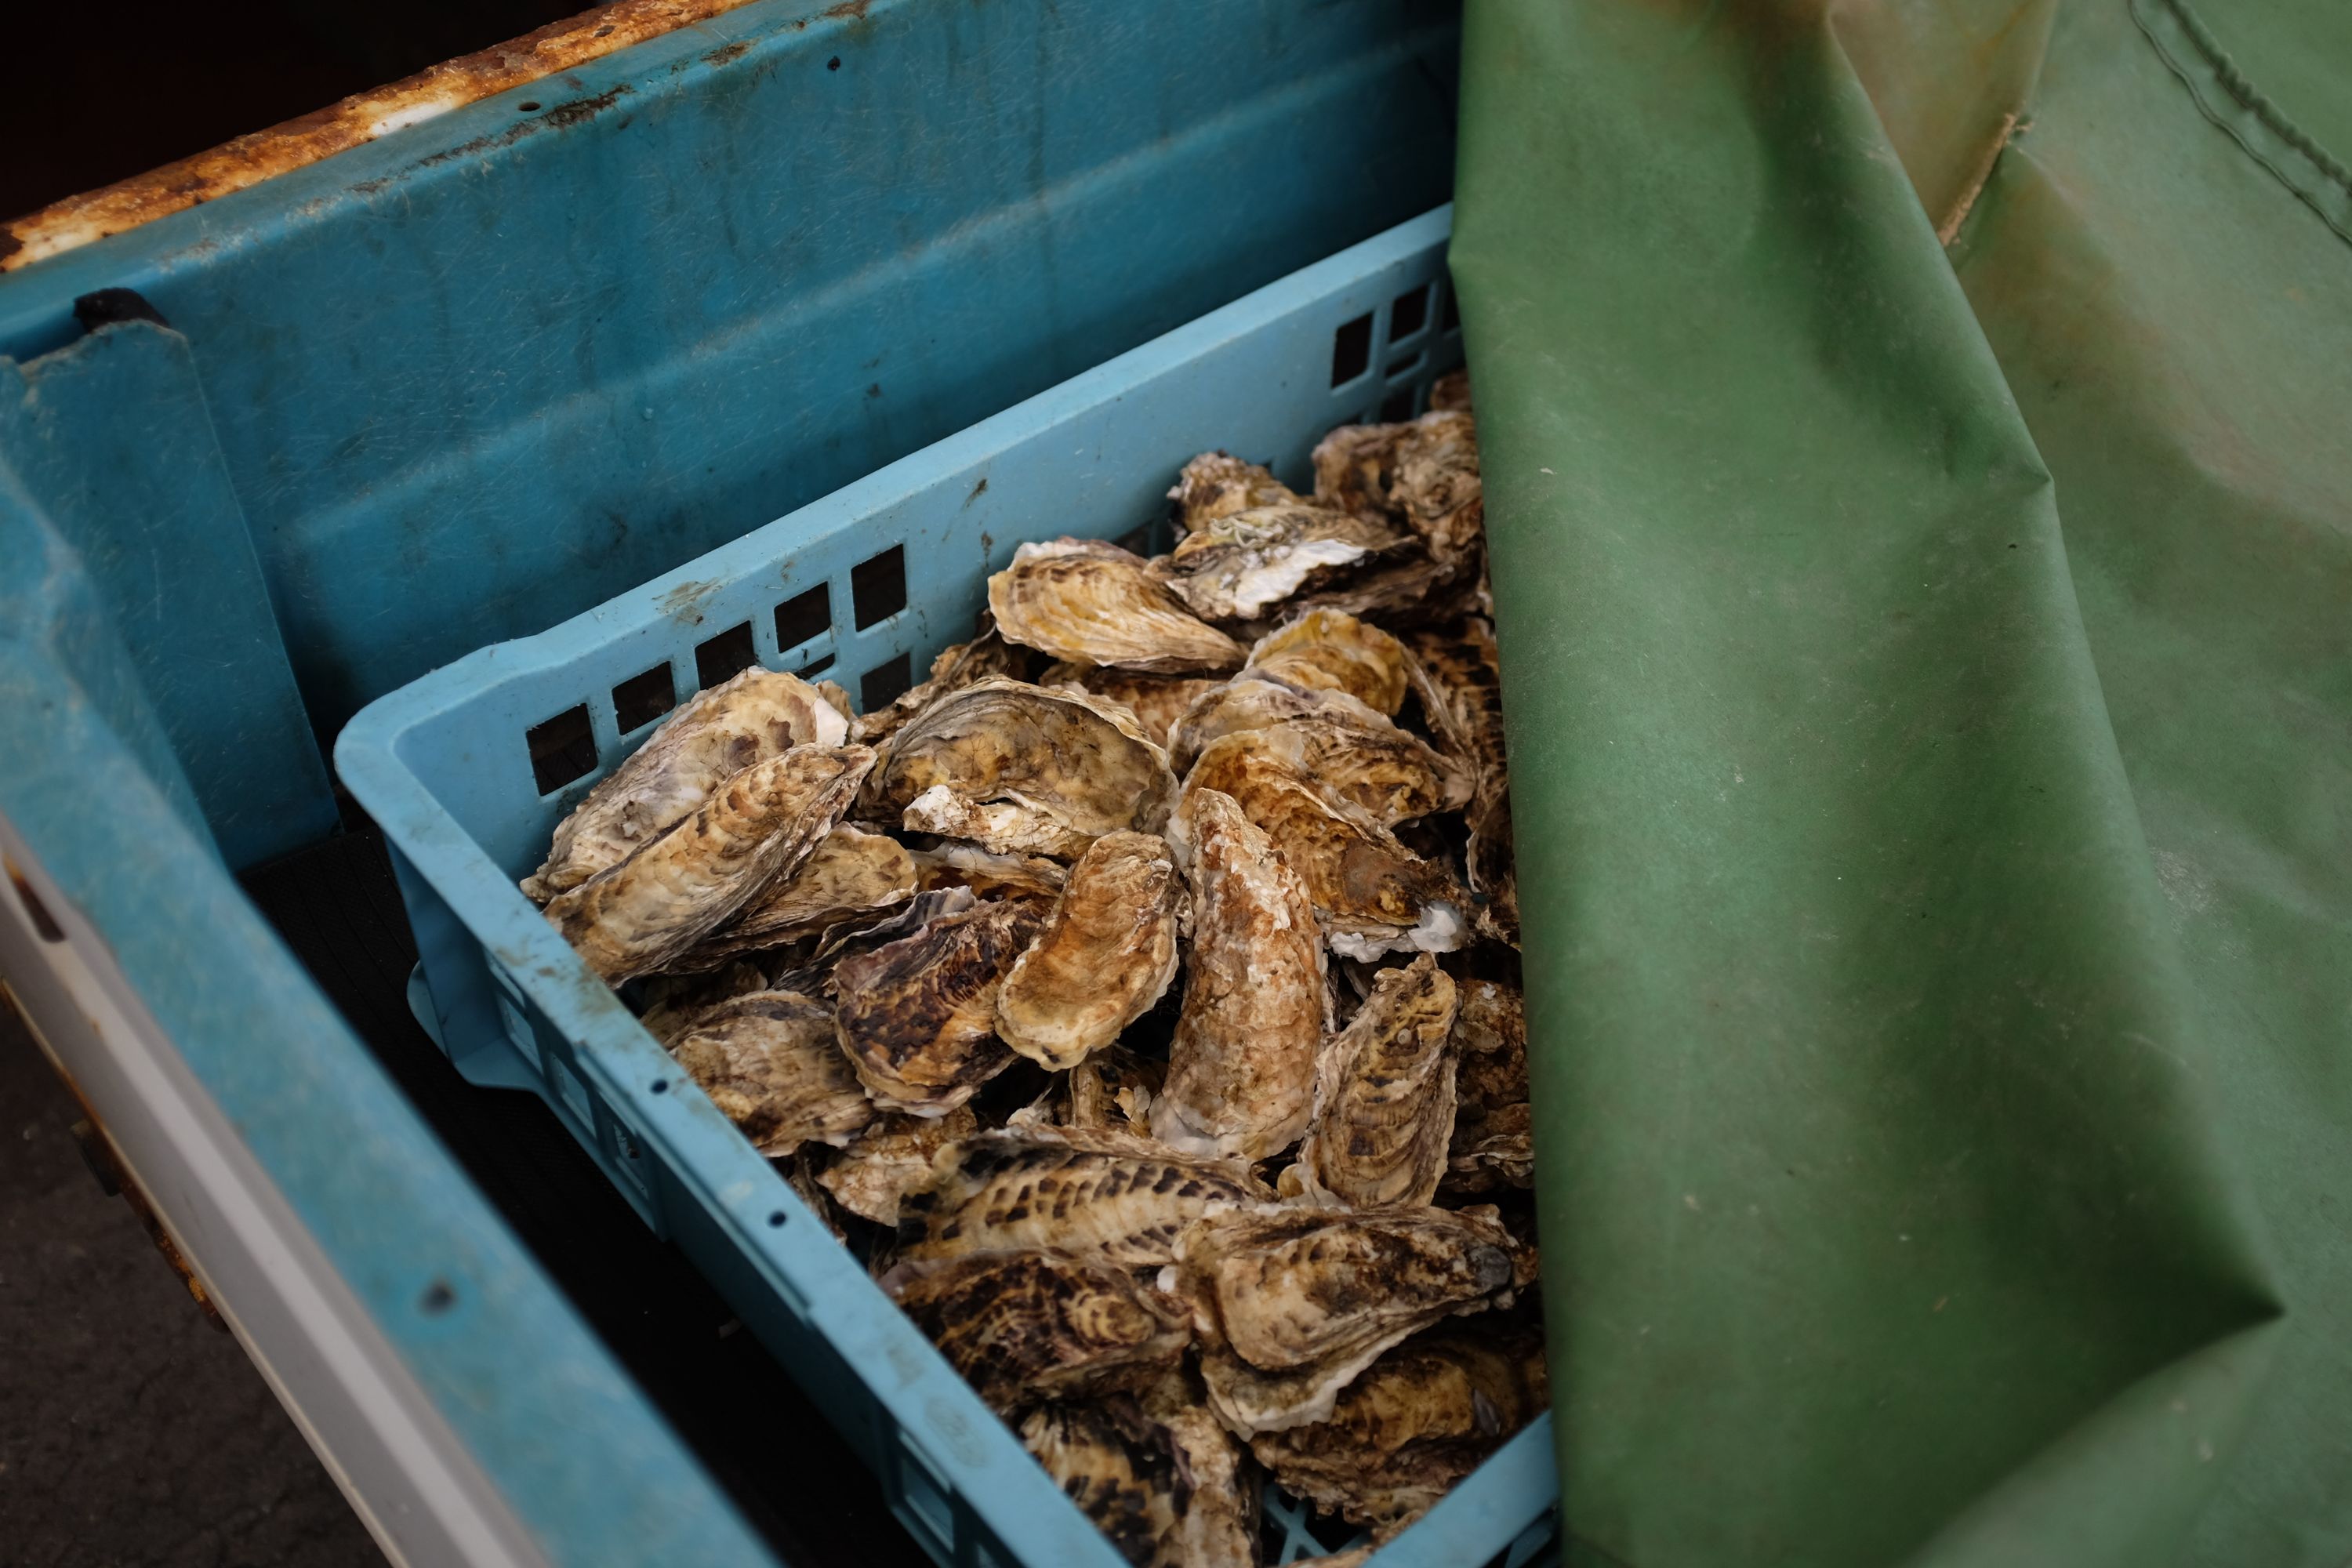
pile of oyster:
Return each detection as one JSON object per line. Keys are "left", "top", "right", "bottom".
{"left": 524, "top": 372, "right": 1544, "bottom": 1566}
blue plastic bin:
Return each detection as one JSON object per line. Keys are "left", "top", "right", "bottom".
{"left": 336, "top": 205, "right": 1556, "bottom": 1568}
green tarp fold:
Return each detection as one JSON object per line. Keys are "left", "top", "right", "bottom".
{"left": 1450, "top": 0, "right": 2352, "bottom": 1561}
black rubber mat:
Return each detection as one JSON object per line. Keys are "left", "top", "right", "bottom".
{"left": 239, "top": 823, "right": 926, "bottom": 1568}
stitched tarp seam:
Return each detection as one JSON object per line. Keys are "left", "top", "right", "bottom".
{"left": 2129, "top": 0, "right": 2352, "bottom": 245}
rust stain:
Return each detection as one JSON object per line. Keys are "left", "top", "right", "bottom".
{"left": 1, "top": 0, "right": 789, "bottom": 273}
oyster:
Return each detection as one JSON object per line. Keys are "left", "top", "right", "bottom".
{"left": 524, "top": 666, "right": 850, "bottom": 901}
{"left": 674, "top": 824, "right": 916, "bottom": 969}
{"left": 868, "top": 679, "right": 1179, "bottom": 860}
{"left": 666, "top": 989, "right": 874, "bottom": 1156}
{"left": 1447, "top": 1103, "right": 1535, "bottom": 1192}
{"left": 1038, "top": 664, "right": 1222, "bottom": 751}
{"left": 1243, "top": 609, "right": 1412, "bottom": 714}
{"left": 1179, "top": 748, "right": 1465, "bottom": 962}
{"left": 1446, "top": 980, "right": 1532, "bottom": 1193}
{"left": 988, "top": 539, "right": 1244, "bottom": 673}
{"left": 818, "top": 1106, "right": 978, "bottom": 1225}
{"left": 635, "top": 960, "right": 770, "bottom": 1045}
{"left": 1156, "top": 504, "right": 1408, "bottom": 624}
{"left": 1151, "top": 789, "right": 1327, "bottom": 1161}
{"left": 1284, "top": 956, "right": 1459, "bottom": 1209}
{"left": 1407, "top": 618, "right": 1507, "bottom": 806}
{"left": 1142, "top": 1372, "right": 1259, "bottom": 1568}
{"left": 901, "top": 786, "right": 1101, "bottom": 862}
{"left": 898, "top": 1125, "right": 1276, "bottom": 1268}
{"left": 1168, "top": 452, "right": 1302, "bottom": 534}
{"left": 1019, "top": 1393, "right": 1251, "bottom": 1568}
{"left": 1468, "top": 788, "right": 1519, "bottom": 947}
{"left": 1164, "top": 677, "right": 1397, "bottom": 779}
{"left": 880, "top": 1250, "right": 1190, "bottom": 1410}
{"left": 909, "top": 842, "right": 1068, "bottom": 902}
{"left": 781, "top": 1149, "right": 850, "bottom": 1243}
{"left": 833, "top": 898, "right": 1043, "bottom": 1116}
{"left": 543, "top": 744, "right": 876, "bottom": 982}
{"left": 1185, "top": 718, "right": 1470, "bottom": 829}
{"left": 1313, "top": 410, "right": 1483, "bottom": 574}
{"left": 1168, "top": 1206, "right": 1522, "bottom": 1436}
{"left": 1067, "top": 1044, "right": 1166, "bottom": 1132}
{"left": 771, "top": 886, "right": 977, "bottom": 995}
{"left": 1249, "top": 1319, "right": 1548, "bottom": 1531}
{"left": 1426, "top": 368, "right": 1472, "bottom": 414}
{"left": 996, "top": 832, "right": 1185, "bottom": 1071}
{"left": 853, "top": 628, "right": 1030, "bottom": 746}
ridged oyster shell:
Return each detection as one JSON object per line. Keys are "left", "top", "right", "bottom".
{"left": 673, "top": 824, "right": 916, "bottom": 970}
{"left": 1283, "top": 955, "right": 1460, "bottom": 1208}
{"left": 1167, "top": 452, "right": 1301, "bottom": 534}
{"left": 832, "top": 898, "right": 1043, "bottom": 1116}
{"left": 989, "top": 538, "right": 1244, "bottom": 673}
{"left": 880, "top": 1250, "right": 1190, "bottom": 1411}
{"left": 995, "top": 832, "right": 1185, "bottom": 1071}
{"left": 666, "top": 989, "right": 873, "bottom": 1156}
{"left": 1156, "top": 504, "right": 1408, "bottom": 624}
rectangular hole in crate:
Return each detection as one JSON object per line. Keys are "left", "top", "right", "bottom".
{"left": 860, "top": 651, "right": 914, "bottom": 711}
{"left": 851, "top": 544, "right": 907, "bottom": 628}
{"left": 1330, "top": 311, "right": 1374, "bottom": 387}
{"left": 525, "top": 704, "right": 597, "bottom": 796}
{"left": 1387, "top": 349, "right": 1425, "bottom": 380}
{"left": 694, "top": 621, "right": 759, "bottom": 691}
{"left": 1442, "top": 281, "right": 1461, "bottom": 333}
{"left": 797, "top": 652, "right": 836, "bottom": 678}
{"left": 895, "top": 1436, "right": 956, "bottom": 1553}
{"left": 1380, "top": 387, "right": 1418, "bottom": 423}
{"left": 1391, "top": 283, "right": 1431, "bottom": 339}
{"left": 610, "top": 662, "right": 676, "bottom": 734}
{"left": 775, "top": 583, "right": 831, "bottom": 651}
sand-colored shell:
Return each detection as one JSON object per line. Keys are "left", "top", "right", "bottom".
{"left": 634, "top": 960, "right": 771, "bottom": 1045}
{"left": 988, "top": 538, "right": 1244, "bottom": 673}
{"left": 1444, "top": 980, "right": 1531, "bottom": 1192}
{"left": 1243, "top": 608, "right": 1412, "bottom": 714}
{"left": 817, "top": 1106, "right": 978, "bottom": 1225}
{"left": 770, "top": 886, "right": 976, "bottom": 995}
{"left": 901, "top": 785, "right": 1100, "bottom": 861}
{"left": 1038, "top": 665, "right": 1223, "bottom": 751}
{"left": 666, "top": 989, "right": 873, "bottom": 1156}
{"left": 1179, "top": 750, "right": 1465, "bottom": 963}
{"left": 994, "top": 832, "right": 1185, "bottom": 1072}
{"left": 1408, "top": 618, "right": 1507, "bottom": 808}
{"left": 1248, "top": 1317, "right": 1548, "bottom": 1531}
{"left": 1446, "top": 1103, "right": 1535, "bottom": 1193}
{"left": 909, "top": 842, "right": 1068, "bottom": 902}
{"left": 898, "top": 1125, "right": 1276, "bottom": 1268}
{"left": 1167, "top": 1206, "right": 1520, "bottom": 1437}
{"left": 1164, "top": 676, "right": 1398, "bottom": 778}
{"left": 1185, "top": 718, "right": 1471, "bottom": 828}
{"left": 1313, "top": 409, "right": 1483, "bottom": 573}
{"left": 674, "top": 824, "right": 916, "bottom": 969}
{"left": 1167, "top": 452, "right": 1302, "bottom": 535}
{"left": 869, "top": 679, "right": 1179, "bottom": 862}
{"left": 525, "top": 666, "right": 851, "bottom": 901}
{"left": 1066, "top": 1044, "right": 1167, "bottom": 1132}
{"left": 1283, "top": 956, "right": 1459, "bottom": 1209}
{"left": 543, "top": 744, "right": 876, "bottom": 982}
{"left": 1468, "top": 787, "right": 1519, "bottom": 948}
{"left": 1156, "top": 504, "right": 1408, "bottom": 624}
{"left": 880, "top": 1250, "right": 1190, "bottom": 1411}
{"left": 1426, "top": 368, "right": 1472, "bottom": 415}
{"left": 1019, "top": 1403, "right": 1183, "bottom": 1567}
{"left": 1141, "top": 1373, "right": 1260, "bottom": 1568}
{"left": 853, "top": 629, "right": 1031, "bottom": 746}
{"left": 1150, "top": 789, "right": 1327, "bottom": 1162}
{"left": 832, "top": 898, "right": 1040, "bottom": 1116}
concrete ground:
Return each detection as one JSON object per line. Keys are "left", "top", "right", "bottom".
{"left": 0, "top": 1000, "right": 381, "bottom": 1568}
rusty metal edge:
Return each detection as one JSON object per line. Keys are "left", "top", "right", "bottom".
{"left": 0, "top": 0, "right": 858, "bottom": 274}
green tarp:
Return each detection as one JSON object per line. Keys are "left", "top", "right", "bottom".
{"left": 1450, "top": 0, "right": 2352, "bottom": 1562}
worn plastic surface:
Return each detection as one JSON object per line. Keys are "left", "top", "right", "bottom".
{"left": 1453, "top": 0, "right": 2352, "bottom": 1563}
{"left": 341, "top": 206, "right": 1557, "bottom": 1568}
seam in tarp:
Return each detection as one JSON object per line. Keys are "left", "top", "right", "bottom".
{"left": 2129, "top": 0, "right": 2352, "bottom": 245}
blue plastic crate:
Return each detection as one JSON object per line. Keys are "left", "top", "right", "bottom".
{"left": 336, "top": 205, "right": 1557, "bottom": 1568}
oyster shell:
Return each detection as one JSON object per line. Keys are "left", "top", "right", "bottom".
{"left": 898, "top": 1125, "right": 1276, "bottom": 1268}
{"left": 1022, "top": 1394, "right": 1254, "bottom": 1568}
{"left": 635, "top": 960, "right": 770, "bottom": 1045}
{"left": 818, "top": 1106, "right": 978, "bottom": 1225}
{"left": 1168, "top": 1206, "right": 1522, "bottom": 1436}
{"left": 909, "top": 842, "right": 1068, "bottom": 902}
{"left": 1185, "top": 718, "right": 1471, "bottom": 828}
{"left": 781, "top": 1148, "right": 850, "bottom": 1243}
{"left": 995, "top": 832, "right": 1185, "bottom": 1071}
{"left": 1283, "top": 956, "right": 1460, "bottom": 1209}
{"left": 1167, "top": 452, "right": 1302, "bottom": 534}
{"left": 1038, "top": 665, "right": 1222, "bottom": 751}
{"left": 666, "top": 989, "right": 873, "bottom": 1156}
{"left": 1408, "top": 618, "right": 1507, "bottom": 807}
{"left": 901, "top": 786, "right": 1100, "bottom": 861}
{"left": 1426, "top": 368, "right": 1472, "bottom": 414}
{"left": 1142, "top": 1372, "right": 1259, "bottom": 1568}
{"left": 1446, "top": 980, "right": 1532, "bottom": 1193}
{"left": 673, "top": 824, "right": 916, "bottom": 970}
{"left": 1178, "top": 749, "right": 1465, "bottom": 962}
{"left": 869, "top": 679, "right": 1179, "bottom": 860}
{"left": 544, "top": 744, "right": 876, "bottom": 982}
{"left": 1468, "top": 787, "right": 1519, "bottom": 947}
{"left": 988, "top": 539, "right": 1245, "bottom": 673}
{"left": 853, "top": 628, "right": 1030, "bottom": 747}
{"left": 1165, "top": 677, "right": 1397, "bottom": 779}
{"left": 1447, "top": 1102, "right": 1535, "bottom": 1192}
{"left": 1313, "top": 410, "right": 1483, "bottom": 574}
{"left": 1244, "top": 608, "right": 1412, "bottom": 714}
{"left": 1156, "top": 504, "right": 1408, "bottom": 624}
{"left": 771, "top": 886, "right": 978, "bottom": 995}
{"left": 524, "top": 666, "right": 851, "bottom": 902}
{"left": 1067, "top": 1044, "right": 1167, "bottom": 1131}
{"left": 1248, "top": 1318, "right": 1548, "bottom": 1531}
{"left": 880, "top": 1250, "right": 1190, "bottom": 1411}
{"left": 1151, "top": 789, "right": 1327, "bottom": 1161}
{"left": 833, "top": 898, "right": 1043, "bottom": 1116}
